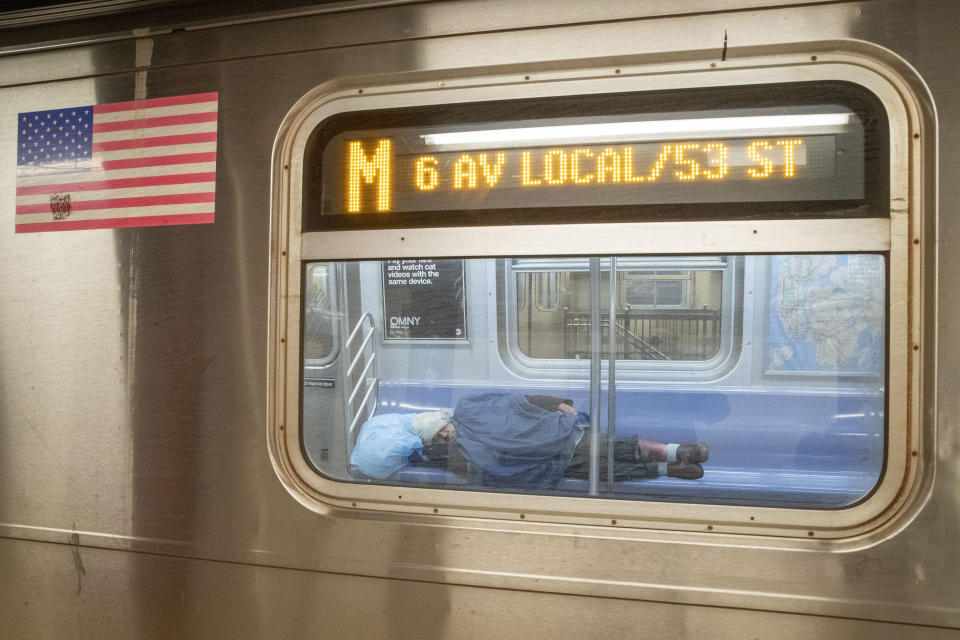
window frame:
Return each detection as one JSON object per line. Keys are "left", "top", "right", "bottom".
{"left": 533, "top": 271, "right": 561, "bottom": 312}
{"left": 500, "top": 256, "right": 737, "bottom": 377}
{"left": 621, "top": 271, "right": 693, "bottom": 309}
{"left": 302, "top": 262, "right": 342, "bottom": 371}
{"left": 268, "top": 55, "right": 924, "bottom": 539}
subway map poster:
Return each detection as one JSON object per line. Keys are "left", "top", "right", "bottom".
{"left": 766, "top": 254, "right": 885, "bottom": 376}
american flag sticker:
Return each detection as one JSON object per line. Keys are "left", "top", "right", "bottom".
{"left": 15, "top": 92, "right": 218, "bottom": 233}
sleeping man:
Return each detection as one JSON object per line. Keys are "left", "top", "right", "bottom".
{"left": 350, "top": 391, "right": 709, "bottom": 490}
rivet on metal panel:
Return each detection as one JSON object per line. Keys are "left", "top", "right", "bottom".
{"left": 913, "top": 132, "right": 920, "bottom": 139}
{"left": 706, "top": 525, "right": 714, "bottom": 531}
{"left": 611, "top": 519, "right": 617, "bottom": 525}
{"left": 352, "top": 502, "right": 357, "bottom": 507}
{"left": 524, "top": 75, "right": 530, "bottom": 81}
{"left": 808, "top": 531, "right": 815, "bottom": 537}
{"left": 358, "top": 89, "right": 364, "bottom": 94}
{"left": 433, "top": 507, "right": 439, "bottom": 513}
{"left": 811, "top": 55, "right": 818, "bottom": 61}
{"left": 752, "top": 229, "right": 758, "bottom": 234}
{"left": 438, "top": 81, "right": 445, "bottom": 88}
{"left": 913, "top": 239, "right": 920, "bottom": 245}
{"left": 912, "top": 451, "right": 918, "bottom": 457}
{"left": 710, "top": 63, "right": 717, "bottom": 69}
{"left": 519, "top": 513, "right": 526, "bottom": 519}
{"left": 913, "top": 344, "right": 920, "bottom": 351}
{"left": 614, "top": 69, "right": 621, "bottom": 74}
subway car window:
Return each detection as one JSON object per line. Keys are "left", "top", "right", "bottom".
{"left": 286, "top": 77, "right": 899, "bottom": 525}
{"left": 510, "top": 258, "right": 727, "bottom": 362}
{"left": 301, "top": 253, "right": 885, "bottom": 508}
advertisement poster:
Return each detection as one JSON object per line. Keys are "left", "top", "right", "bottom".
{"left": 382, "top": 259, "right": 467, "bottom": 341}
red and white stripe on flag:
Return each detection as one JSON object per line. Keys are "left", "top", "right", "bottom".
{"left": 15, "top": 92, "right": 218, "bottom": 233}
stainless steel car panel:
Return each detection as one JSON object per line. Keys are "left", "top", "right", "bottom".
{"left": 0, "top": 0, "right": 957, "bottom": 636}
{"left": 7, "top": 534, "right": 960, "bottom": 640}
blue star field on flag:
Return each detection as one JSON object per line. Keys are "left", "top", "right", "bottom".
{"left": 17, "top": 106, "right": 93, "bottom": 173}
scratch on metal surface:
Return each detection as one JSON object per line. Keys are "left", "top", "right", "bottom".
{"left": 68, "top": 523, "right": 86, "bottom": 595}
{"left": 721, "top": 29, "right": 728, "bottom": 61}
{"left": 193, "top": 352, "right": 218, "bottom": 376}
{"left": 17, "top": 407, "right": 68, "bottom": 473}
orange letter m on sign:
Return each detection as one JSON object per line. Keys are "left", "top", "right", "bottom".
{"left": 346, "top": 139, "right": 392, "bottom": 213}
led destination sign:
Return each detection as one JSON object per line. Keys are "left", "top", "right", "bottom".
{"left": 315, "top": 107, "right": 867, "bottom": 218}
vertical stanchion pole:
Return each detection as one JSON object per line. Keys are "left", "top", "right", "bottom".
{"left": 607, "top": 257, "right": 617, "bottom": 490}
{"left": 589, "top": 258, "right": 601, "bottom": 496}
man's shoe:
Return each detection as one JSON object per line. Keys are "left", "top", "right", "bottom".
{"left": 665, "top": 462, "right": 704, "bottom": 480}
{"left": 675, "top": 442, "right": 709, "bottom": 464}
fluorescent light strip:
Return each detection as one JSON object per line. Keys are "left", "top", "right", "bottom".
{"left": 421, "top": 113, "right": 852, "bottom": 146}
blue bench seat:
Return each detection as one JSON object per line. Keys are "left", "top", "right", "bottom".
{"left": 358, "top": 382, "right": 884, "bottom": 508}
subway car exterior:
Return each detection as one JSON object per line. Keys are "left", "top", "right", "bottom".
{"left": 1, "top": 0, "right": 957, "bottom": 637}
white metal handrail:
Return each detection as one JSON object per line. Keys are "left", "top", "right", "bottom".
{"left": 343, "top": 313, "right": 378, "bottom": 456}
